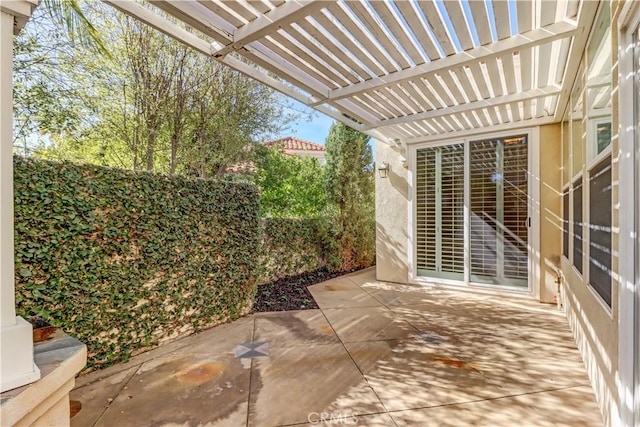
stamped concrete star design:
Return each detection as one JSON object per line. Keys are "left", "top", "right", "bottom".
{"left": 419, "top": 331, "right": 446, "bottom": 345}
{"left": 235, "top": 341, "right": 269, "bottom": 358}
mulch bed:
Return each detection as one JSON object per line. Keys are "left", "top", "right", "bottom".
{"left": 253, "top": 267, "right": 362, "bottom": 312}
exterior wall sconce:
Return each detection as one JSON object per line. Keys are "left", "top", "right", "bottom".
{"left": 378, "top": 162, "right": 390, "bottom": 178}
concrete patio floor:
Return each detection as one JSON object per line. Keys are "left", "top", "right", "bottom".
{"left": 69, "top": 268, "right": 603, "bottom": 426}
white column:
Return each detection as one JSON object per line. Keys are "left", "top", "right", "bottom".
{"left": 0, "top": 1, "right": 40, "bottom": 393}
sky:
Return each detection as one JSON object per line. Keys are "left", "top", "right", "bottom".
{"left": 276, "top": 99, "right": 376, "bottom": 159}
{"left": 276, "top": 101, "right": 334, "bottom": 145}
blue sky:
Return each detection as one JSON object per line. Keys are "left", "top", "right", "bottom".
{"left": 277, "top": 100, "right": 376, "bottom": 159}
{"left": 277, "top": 101, "right": 334, "bottom": 145}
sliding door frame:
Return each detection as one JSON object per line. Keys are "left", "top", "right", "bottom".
{"left": 408, "top": 127, "right": 540, "bottom": 298}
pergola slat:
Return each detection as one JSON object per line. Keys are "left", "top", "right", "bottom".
{"left": 259, "top": 37, "right": 338, "bottom": 89}
{"left": 368, "top": 1, "right": 425, "bottom": 66}
{"left": 310, "top": 12, "right": 384, "bottom": 78}
{"left": 286, "top": 24, "right": 361, "bottom": 84}
{"left": 267, "top": 31, "right": 350, "bottom": 87}
{"left": 438, "top": 70, "right": 466, "bottom": 105}
{"left": 469, "top": 0, "right": 493, "bottom": 46}
{"left": 395, "top": 0, "right": 442, "bottom": 61}
{"left": 539, "top": 0, "right": 558, "bottom": 27}
{"left": 198, "top": 0, "right": 245, "bottom": 28}
{"left": 328, "top": 3, "right": 398, "bottom": 73}
{"left": 246, "top": 0, "right": 270, "bottom": 14}
{"left": 516, "top": 0, "right": 533, "bottom": 33}
{"left": 416, "top": 0, "right": 456, "bottom": 56}
{"left": 502, "top": 53, "right": 517, "bottom": 94}
{"left": 485, "top": 57, "right": 504, "bottom": 97}
{"left": 443, "top": 0, "right": 474, "bottom": 51}
{"left": 492, "top": 0, "right": 511, "bottom": 40}
{"left": 424, "top": 74, "right": 455, "bottom": 108}
{"left": 409, "top": 80, "right": 438, "bottom": 111}
{"left": 468, "top": 62, "right": 491, "bottom": 100}
{"left": 212, "top": 1, "right": 332, "bottom": 58}
{"left": 343, "top": 1, "right": 407, "bottom": 71}
{"left": 296, "top": 19, "right": 371, "bottom": 82}
{"left": 223, "top": 0, "right": 258, "bottom": 22}
{"left": 453, "top": 66, "right": 477, "bottom": 102}
{"left": 391, "top": 84, "right": 422, "bottom": 114}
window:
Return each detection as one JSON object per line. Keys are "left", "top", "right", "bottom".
{"left": 595, "top": 120, "right": 612, "bottom": 155}
{"left": 563, "top": 187, "right": 570, "bottom": 259}
{"left": 573, "top": 178, "right": 583, "bottom": 274}
{"left": 588, "top": 156, "right": 612, "bottom": 307}
{"left": 586, "top": 1, "right": 612, "bottom": 161}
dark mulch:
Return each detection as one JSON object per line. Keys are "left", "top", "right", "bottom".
{"left": 253, "top": 267, "right": 363, "bottom": 312}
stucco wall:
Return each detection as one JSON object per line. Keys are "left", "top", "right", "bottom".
{"left": 539, "top": 124, "right": 563, "bottom": 303}
{"left": 375, "top": 141, "right": 409, "bottom": 284}
{"left": 559, "top": 2, "right": 623, "bottom": 424}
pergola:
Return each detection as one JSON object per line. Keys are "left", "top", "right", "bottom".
{"left": 105, "top": 0, "right": 598, "bottom": 145}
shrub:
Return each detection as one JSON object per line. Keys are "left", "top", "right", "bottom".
{"left": 260, "top": 217, "right": 339, "bottom": 282}
{"left": 13, "top": 156, "right": 261, "bottom": 368}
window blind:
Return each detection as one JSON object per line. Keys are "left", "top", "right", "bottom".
{"left": 416, "top": 144, "right": 464, "bottom": 279}
{"left": 573, "top": 178, "right": 584, "bottom": 274}
{"left": 588, "top": 156, "right": 612, "bottom": 306}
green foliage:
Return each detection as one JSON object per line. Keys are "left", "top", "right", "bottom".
{"left": 324, "top": 122, "right": 376, "bottom": 270}
{"left": 13, "top": 156, "right": 261, "bottom": 368}
{"left": 253, "top": 145, "right": 327, "bottom": 218}
{"left": 14, "top": 3, "right": 302, "bottom": 175}
{"left": 260, "top": 217, "right": 339, "bottom": 283}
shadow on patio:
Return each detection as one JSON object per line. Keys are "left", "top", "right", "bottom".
{"left": 70, "top": 268, "right": 602, "bottom": 426}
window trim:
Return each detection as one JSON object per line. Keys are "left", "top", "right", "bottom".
{"left": 407, "top": 127, "right": 540, "bottom": 298}
{"left": 562, "top": 183, "right": 571, "bottom": 261}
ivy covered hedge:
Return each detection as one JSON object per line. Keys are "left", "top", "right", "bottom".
{"left": 260, "top": 217, "right": 339, "bottom": 283}
{"left": 13, "top": 156, "right": 261, "bottom": 368}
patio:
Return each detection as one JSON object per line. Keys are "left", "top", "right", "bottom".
{"left": 69, "top": 268, "right": 602, "bottom": 426}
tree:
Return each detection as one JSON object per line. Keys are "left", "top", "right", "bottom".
{"left": 324, "top": 122, "right": 375, "bottom": 270}
{"left": 14, "top": 2, "right": 300, "bottom": 176}
{"left": 253, "top": 145, "right": 326, "bottom": 218}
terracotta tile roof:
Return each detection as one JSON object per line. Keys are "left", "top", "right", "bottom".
{"left": 264, "top": 136, "right": 325, "bottom": 152}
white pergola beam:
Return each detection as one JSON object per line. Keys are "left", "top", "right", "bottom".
{"left": 404, "top": 116, "right": 557, "bottom": 145}
{"left": 324, "top": 20, "right": 578, "bottom": 103}
{"left": 368, "top": 86, "right": 562, "bottom": 130}
{"left": 553, "top": 0, "right": 599, "bottom": 121}
{"left": 106, "top": 0, "right": 213, "bottom": 55}
{"left": 212, "top": 0, "right": 333, "bottom": 58}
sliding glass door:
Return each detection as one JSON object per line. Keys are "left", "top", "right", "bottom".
{"left": 415, "top": 134, "right": 530, "bottom": 289}
{"left": 416, "top": 143, "right": 464, "bottom": 280}
{"left": 469, "top": 135, "right": 529, "bottom": 287}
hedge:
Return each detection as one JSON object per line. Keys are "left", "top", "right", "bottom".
{"left": 260, "top": 217, "right": 339, "bottom": 283}
{"left": 13, "top": 156, "right": 261, "bottom": 368}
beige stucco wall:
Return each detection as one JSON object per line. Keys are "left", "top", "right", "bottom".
{"left": 375, "top": 141, "right": 409, "bottom": 284}
{"left": 559, "top": 2, "right": 623, "bottom": 424}
{"left": 539, "top": 124, "right": 563, "bottom": 304}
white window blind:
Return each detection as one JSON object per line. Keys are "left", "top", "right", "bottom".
{"left": 416, "top": 144, "right": 464, "bottom": 280}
